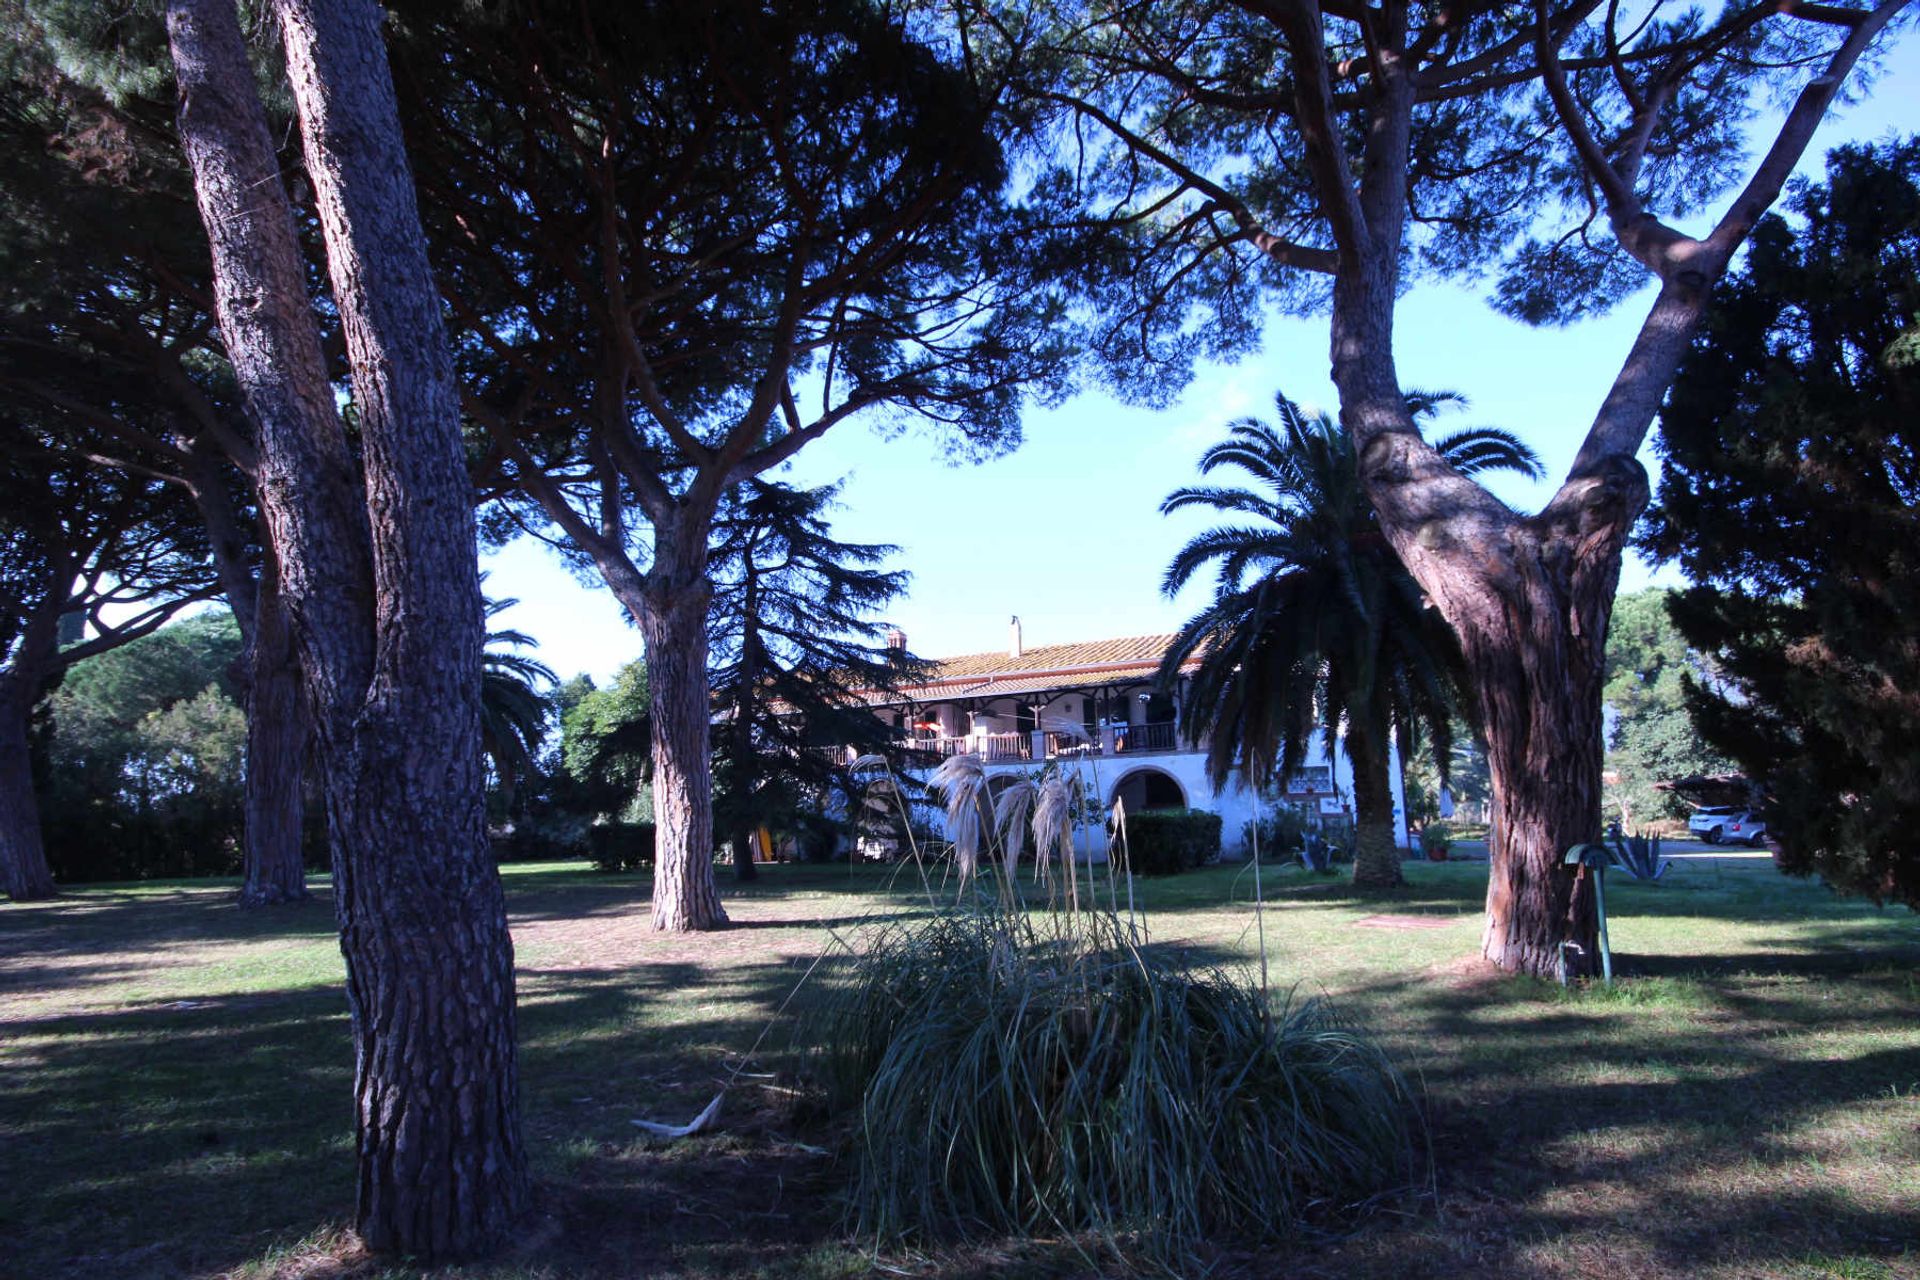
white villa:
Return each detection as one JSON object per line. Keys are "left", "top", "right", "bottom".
{"left": 831, "top": 618, "right": 1409, "bottom": 857}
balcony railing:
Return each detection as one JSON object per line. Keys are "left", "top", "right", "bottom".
{"left": 802, "top": 724, "right": 1183, "bottom": 772}
{"left": 1113, "top": 721, "right": 1177, "bottom": 754}
{"left": 892, "top": 722, "right": 1183, "bottom": 765}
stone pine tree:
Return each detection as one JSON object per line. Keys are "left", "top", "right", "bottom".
{"left": 0, "top": 30, "right": 312, "bottom": 905}
{"left": 707, "top": 480, "right": 929, "bottom": 882}
{"left": 1643, "top": 138, "right": 1920, "bottom": 908}
{"left": 980, "top": 0, "right": 1911, "bottom": 976}
{"left": 1158, "top": 392, "right": 1539, "bottom": 887}
{"left": 165, "top": 0, "right": 529, "bottom": 1257}
{"left": 388, "top": 0, "right": 1083, "bottom": 930}
{"left": 0, "top": 424, "right": 217, "bottom": 900}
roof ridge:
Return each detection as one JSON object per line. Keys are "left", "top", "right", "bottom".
{"left": 925, "top": 631, "right": 1180, "bottom": 664}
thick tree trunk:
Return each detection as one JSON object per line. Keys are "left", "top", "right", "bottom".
{"left": 0, "top": 688, "right": 55, "bottom": 902}
{"left": 239, "top": 568, "right": 309, "bottom": 906}
{"left": 1346, "top": 719, "right": 1404, "bottom": 888}
{"left": 640, "top": 589, "right": 728, "bottom": 929}
{"left": 277, "top": 0, "right": 530, "bottom": 1252}
{"left": 1327, "top": 241, "right": 1638, "bottom": 978}
{"left": 169, "top": 0, "right": 530, "bottom": 1257}
{"left": 1453, "top": 531, "right": 1623, "bottom": 980}
{"left": 732, "top": 821, "right": 759, "bottom": 882}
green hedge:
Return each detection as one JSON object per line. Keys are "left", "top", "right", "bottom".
{"left": 1118, "top": 808, "right": 1222, "bottom": 876}
{"left": 587, "top": 821, "right": 656, "bottom": 873}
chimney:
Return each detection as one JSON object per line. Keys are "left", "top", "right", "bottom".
{"left": 1009, "top": 615, "right": 1023, "bottom": 659}
{"left": 884, "top": 626, "right": 907, "bottom": 651}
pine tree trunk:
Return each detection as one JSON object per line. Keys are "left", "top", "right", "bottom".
{"left": 239, "top": 568, "right": 309, "bottom": 906}
{"left": 1346, "top": 719, "right": 1404, "bottom": 889}
{"left": 640, "top": 590, "right": 728, "bottom": 929}
{"left": 169, "top": 0, "right": 530, "bottom": 1256}
{"left": 730, "top": 598, "right": 762, "bottom": 885}
{"left": 0, "top": 686, "right": 56, "bottom": 902}
{"left": 1456, "top": 540, "right": 1617, "bottom": 980}
{"left": 732, "top": 821, "right": 759, "bottom": 882}
{"left": 1329, "top": 254, "right": 1633, "bottom": 979}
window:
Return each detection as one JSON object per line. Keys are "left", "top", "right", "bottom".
{"left": 1283, "top": 766, "right": 1333, "bottom": 793}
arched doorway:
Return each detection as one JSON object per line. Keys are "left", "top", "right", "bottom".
{"left": 1110, "top": 767, "right": 1186, "bottom": 814}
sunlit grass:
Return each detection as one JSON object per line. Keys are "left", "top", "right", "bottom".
{"left": 1, "top": 855, "right": 1915, "bottom": 1278}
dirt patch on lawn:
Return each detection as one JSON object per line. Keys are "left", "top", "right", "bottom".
{"left": 1354, "top": 913, "right": 1456, "bottom": 930}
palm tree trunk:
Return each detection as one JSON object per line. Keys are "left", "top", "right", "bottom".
{"left": 1346, "top": 719, "right": 1404, "bottom": 888}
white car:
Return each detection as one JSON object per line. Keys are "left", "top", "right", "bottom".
{"left": 1688, "top": 806, "right": 1768, "bottom": 846}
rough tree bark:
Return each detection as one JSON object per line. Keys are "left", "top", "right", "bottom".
{"left": 1345, "top": 719, "right": 1404, "bottom": 889}
{"left": 1256, "top": 0, "right": 1908, "bottom": 977}
{"left": 0, "top": 682, "right": 55, "bottom": 903}
{"left": 1332, "top": 286, "right": 1636, "bottom": 974}
{"left": 178, "top": 444, "right": 310, "bottom": 906}
{"left": 0, "top": 593, "right": 61, "bottom": 902}
{"left": 168, "top": 0, "right": 529, "bottom": 1257}
{"left": 485, "top": 452, "right": 733, "bottom": 929}
{"left": 239, "top": 561, "right": 310, "bottom": 906}
{"left": 728, "top": 572, "right": 764, "bottom": 884}
{"left": 641, "top": 543, "right": 729, "bottom": 928}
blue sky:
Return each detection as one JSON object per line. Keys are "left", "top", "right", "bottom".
{"left": 484, "top": 46, "right": 1920, "bottom": 685}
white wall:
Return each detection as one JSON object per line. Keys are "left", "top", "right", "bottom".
{"left": 898, "top": 692, "right": 1412, "bottom": 859}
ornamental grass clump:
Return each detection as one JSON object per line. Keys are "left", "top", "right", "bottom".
{"left": 805, "top": 906, "right": 1417, "bottom": 1267}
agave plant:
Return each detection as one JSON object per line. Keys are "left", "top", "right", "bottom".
{"left": 1607, "top": 828, "right": 1671, "bottom": 881}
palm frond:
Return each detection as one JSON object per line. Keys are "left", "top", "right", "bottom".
{"left": 1429, "top": 426, "right": 1545, "bottom": 480}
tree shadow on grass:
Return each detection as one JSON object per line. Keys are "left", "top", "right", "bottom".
{"left": 6, "top": 862, "right": 1916, "bottom": 1279}
{"left": 1320, "top": 958, "right": 1920, "bottom": 1279}
{"left": 0, "top": 948, "right": 859, "bottom": 1280}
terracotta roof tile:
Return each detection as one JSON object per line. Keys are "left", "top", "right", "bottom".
{"left": 853, "top": 633, "right": 1198, "bottom": 705}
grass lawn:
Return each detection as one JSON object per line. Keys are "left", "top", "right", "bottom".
{"left": 2, "top": 855, "right": 1916, "bottom": 1279}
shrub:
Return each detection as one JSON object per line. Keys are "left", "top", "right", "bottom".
{"left": 786, "top": 811, "right": 845, "bottom": 863}
{"left": 492, "top": 810, "right": 596, "bottom": 862}
{"left": 1419, "top": 822, "right": 1453, "bottom": 860}
{"left": 586, "top": 820, "right": 656, "bottom": 872}
{"left": 1319, "top": 818, "right": 1356, "bottom": 864}
{"left": 1243, "top": 804, "right": 1308, "bottom": 858}
{"left": 1120, "top": 808, "right": 1221, "bottom": 875}
{"left": 803, "top": 907, "right": 1416, "bottom": 1266}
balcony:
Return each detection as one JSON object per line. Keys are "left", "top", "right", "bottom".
{"left": 804, "top": 722, "right": 1187, "bottom": 773}
{"left": 902, "top": 722, "right": 1183, "bottom": 767}
{"left": 1113, "top": 721, "right": 1177, "bottom": 754}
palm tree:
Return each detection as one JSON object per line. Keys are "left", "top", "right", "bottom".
{"left": 1158, "top": 391, "right": 1540, "bottom": 888}
{"left": 482, "top": 596, "right": 557, "bottom": 811}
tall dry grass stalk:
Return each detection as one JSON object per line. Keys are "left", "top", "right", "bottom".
{"left": 1031, "top": 770, "right": 1078, "bottom": 912}
{"left": 991, "top": 778, "right": 1036, "bottom": 908}
{"left": 929, "top": 752, "right": 988, "bottom": 894}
